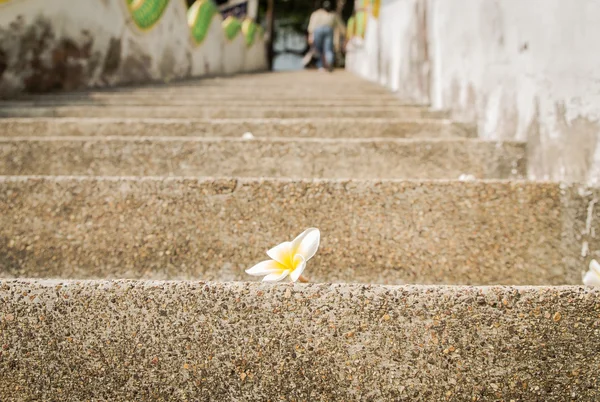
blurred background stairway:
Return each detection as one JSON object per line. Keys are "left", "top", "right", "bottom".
{"left": 0, "top": 71, "right": 533, "bottom": 283}
{"left": 0, "top": 71, "right": 598, "bottom": 400}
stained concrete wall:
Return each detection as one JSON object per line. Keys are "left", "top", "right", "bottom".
{"left": 347, "top": 0, "right": 600, "bottom": 184}
{"left": 346, "top": 0, "right": 431, "bottom": 104}
{"left": 0, "top": 0, "right": 267, "bottom": 98}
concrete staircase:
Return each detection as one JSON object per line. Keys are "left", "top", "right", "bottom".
{"left": 0, "top": 71, "right": 598, "bottom": 400}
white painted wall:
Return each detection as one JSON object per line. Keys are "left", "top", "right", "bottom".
{"left": 0, "top": 0, "right": 267, "bottom": 97}
{"left": 431, "top": 0, "right": 600, "bottom": 183}
{"left": 244, "top": 37, "right": 267, "bottom": 72}
{"left": 346, "top": 0, "right": 431, "bottom": 104}
{"left": 347, "top": 0, "right": 600, "bottom": 183}
{"left": 222, "top": 33, "right": 247, "bottom": 75}
{"left": 190, "top": 12, "right": 226, "bottom": 76}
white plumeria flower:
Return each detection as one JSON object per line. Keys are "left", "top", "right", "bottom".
{"left": 583, "top": 259, "right": 600, "bottom": 286}
{"left": 246, "top": 228, "right": 320, "bottom": 283}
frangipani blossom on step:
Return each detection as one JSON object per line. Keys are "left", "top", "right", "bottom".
{"left": 246, "top": 228, "right": 320, "bottom": 283}
{"left": 583, "top": 259, "right": 600, "bottom": 286}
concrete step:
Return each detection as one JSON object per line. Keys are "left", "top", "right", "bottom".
{"left": 5, "top": 98, "right": 413, "bottom": 108}
{"left": 16, "top": 92, "right": 410, "bottom": 102}
{"left": 15, "top": 80, "right": 394, "bottom": 96}
{"left": 0, "top": 106, "right": 448, "bottom": 119}
{"left": 0, "top": 118, "right": 475, "bottom": 139}
{"left": 75, "top": 88, "right": 395, "bottom": 96}
{"left": 0, "top": 280, "right": 597, "bottom": 401}
{"left": 189, "top": 70, "right": 381, "bottom": 85}
{"left": 109, "top": 80, "right": 392, "bottom": 92}
{"left": 0, "top": 177, "right": 593, "bottom": 285}
{"left": 0, "top": 137, "right": 525, "bottom": 180}
{"left": 166, "top": 80, "right": 389, "bottom": 90}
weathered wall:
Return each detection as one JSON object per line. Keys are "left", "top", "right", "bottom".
{"left": 347, "top": 0, "right": 600, "bottom": 183}
{"left": 431, "top": 0, "right": 600, "bottom": 184}
{"left": 0, "top": 0, "right": 267, "bottom": 98}
{"left": 346, "top": 0, "right": 431, "bottom": 104}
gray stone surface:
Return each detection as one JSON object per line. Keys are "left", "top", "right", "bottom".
{"left": 0, "top": 105, "right": 449, "bottom": 119}
{"left": 0, "top": 280, "right": 598, "bottom": 401}
{"left": 0, "top": 138, "right": 524, "bottom": 179}
{"left": 1, "top": 177, "right": 596, "bottom": 285}
{"left": 0, "top": 118, "right": 475, "bottom": 139}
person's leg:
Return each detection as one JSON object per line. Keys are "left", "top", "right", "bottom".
{"left": 313, "top": 27, "right": 325, "bottom": 70}
{"left": 323, "top": 27, "right": 334, "bottom": 71}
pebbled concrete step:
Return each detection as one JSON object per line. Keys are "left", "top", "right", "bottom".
{"left": 4, "top": 97, "right": 414, "bottom": 107}
{"left": 16, "top": 92, "right": 413, "bottom": 101}
{"left": 0, "top": 118, "right": 475, "bottom": 139}
{"left": 0, "top": 106, "right": 449, "bottom": 119}
{"left": 159, "top": 81, "right": 392, "bottom": 91}
{"left": 0, "top": 177, "right": 595, "bottom": 285}
{"left": 0, "top": 280, "right": 597, "bottom": 401}
{"left": 0, "top": 137, "right": 525, "bottom": 180}
{"left": 65, "top": 88, "right": 397, "bottom": 96}
{"left": 186, "top": 70, "right": 384, "bottom": 84}
{"left": 9, "top": 83, "right": 397, "bottom": 97}
{"left": 102, "top": 80, "right": 394, "bottom": 93}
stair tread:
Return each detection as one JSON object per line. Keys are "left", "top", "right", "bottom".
{"left": 0, "top": 136, "right": 526, "bottom": 179}
{"left": 0, "top": 176, "right": 589, "bottom": 286}
{"left": 0, "top": 117, "right": 475, "bottom": 139}
{"left": 0, "top": 279, "right": 596, "bottom": 401}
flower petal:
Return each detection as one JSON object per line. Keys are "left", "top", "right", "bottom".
{"left": 246, "top": 260, "right": 285, "bottom": 276}
{"left": 290, "top": 254, "right": 306, "bottom": 282}
{"left": 267, "top": 241, "right": 294, "bottom": 267}
{"left": 590, "top": 259, "right": 600, "bottom": 275}
{"left": 583, "top": 269, "right": 600, "bottom": 286}
{"left": 291, "top": 228, "right": 320, "bottom": 262}
{"left": 262, "top": 270, "right": 291, "bottom": 283}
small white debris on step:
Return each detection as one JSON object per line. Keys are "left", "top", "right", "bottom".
{"left": 242, "top": 132, "right": 255, "bottom": 140}
{"left": 458, "top": 174, "right": 476, "bottom": 181}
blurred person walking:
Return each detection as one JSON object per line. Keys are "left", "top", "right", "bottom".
{"left": 308, "top": 1, "right": 344, "bottom": 72}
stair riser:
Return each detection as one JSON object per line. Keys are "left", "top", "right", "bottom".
{"left": 0, "top": 119, "right": 475, "bottom": 139}
{"left": 103, "top": 86, "right": 393, "bottom": 93}
{"left": 3, "top": 99, "right": 414, "bottom": 107}
{"left": 0, "top": 107, "right": 449, "bottom": 119}
{"left": 0, "top": 281, "right": 597, "bottom": 400}
{"left": 0, "top": 139, "right": 525, "bottom": 180}
{"left": 0, "top": 178, "right": 594, "bottom": 285}
{"left": 59, "top": 90, "right": 396, "bottom": 97}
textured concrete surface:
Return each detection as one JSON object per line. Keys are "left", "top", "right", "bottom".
{"left": 1, "top": 177, "right": 597, "bottom": 285}
{"left": 433, "top": 0, "right": 600, "bottom": 185}
{"left": 350, "top": 0, "right": 600, "bottom": 185}
{"left": 2, "top": 70, "right": 409, "bottom": 101}
{"left": 0, "top": 138, "right": 525, "bottom": 180}
{"left": 0, "top": 280, "right": 598, "bottom": 401}
{"left": 2, "top": 97, "right": 412, "bottom": 108}
{"left": 0, "top": 105, "right": 448, "bottom": 119}
{"left": 68, "top": 87, "right": 395, "bottom": 97}
{"left": 175, "top": 71, "right": 393, "bottom": 87}
{"left": 347, "top": 0, "right": 432, "bottom": 105}
{"left": 0, "top": 118, "right": 475, "bottom": 139}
